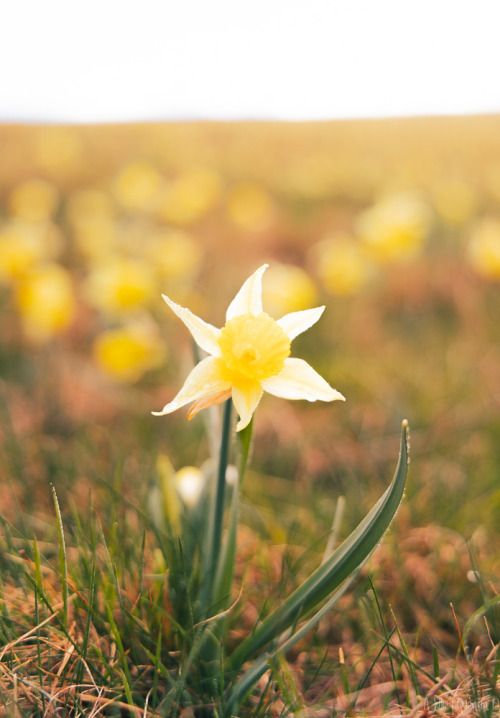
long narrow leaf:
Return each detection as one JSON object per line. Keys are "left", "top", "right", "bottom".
{"left": 225, "top": 567, "right": 360, "bottom": 716}
{"left": 52, "top": 485, "right": 68, "bottom": 630}
{"left": 229, "top": 420, "right": 409, "bottom": 672}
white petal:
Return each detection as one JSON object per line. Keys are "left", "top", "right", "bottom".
{"left": 232, "top": 384, "right": 263, "bottom": 431}
{"left": 152, "top": 357, "right": 230, "bottom": 416}
{"left": 277, "top": 306, "right": 325, "bottom": 341}
{"left": 162, "top": 295, "right": 221, "bottom": 356}
{"left": 262, "top": 358, "right": 345, "bottom": 403}
{"left": 226, "top": 264, "right": 268, "bottom": 321}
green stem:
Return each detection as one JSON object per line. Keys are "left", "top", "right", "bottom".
{"left": 203, "top": 398, "right": 232, "bottom": 616}
{"left": 237, "top": 417, "right": 253, "bottom": 488}
{"left": 212, "top": 417, "right": 254, "bottom": 619}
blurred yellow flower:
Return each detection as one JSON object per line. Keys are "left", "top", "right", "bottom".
{"left": 15, "top": 263, "right": 75, "bottom": 342}
{"left": 34, "top": 127, "right": 83, "bottom": 177}
{"left": 226, "top": 183, "right": 274, "bottom": 231}
{"left": 262, "top": 263, "right": 317, "bottom": 315}
{"left": 74, "top": 217, "right": 118, "bottom": 263}
{"left": 0, "top": 226, "right": 43, "bottom": 282}
{"left": 145, "top": 229, "right": 202, "bottom": 280}
{"left": 93, "top": 323, "right": 167, "bottom": 382}
{"left": 8, "top": 179, "right": 59, "bottom": 223}
{"left": 66, "top": 188, "right": 117, "bottom": 261}
{"left": 114, "top": 161, "right": 163, "bottom": 212}
{"left": 66, "top": 188, "right": 115, "bottom": 226}
{"left": 432, "top": 178, "right": 477, "bottom": 226}
{"left": 0, "top": 221, "right": 61, "bottom": 283}
{"left": 286, "top": 154, "right": 334, "bottom": 200}
{"left": 468, "top": 217, "right": 500, "bottom": 280}
{"left": 153, "top": 264, "right": 344, "bottom": 431}
{"left": 357, "top": 192, "right": 431, "bottom": 263}
{"left": 83, "top": 257, "right": 157, "bottom": 315}
{"left": 310, "top": 235, "right": 372, "bottom": 296}
{"left": 73, "top": 217, "right": 117, "bottom": 262}
{"left": 485, "top": 164, "right": 500, "bottom": 204}
{"left": 157, "top": 167, "right": 222, "bottom": 225}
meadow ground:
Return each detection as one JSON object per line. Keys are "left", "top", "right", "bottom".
{"left": 1, "top": 117, "right": 500, "bottom": 716}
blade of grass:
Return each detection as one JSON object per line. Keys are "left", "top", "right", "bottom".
{"left": 368, "top": 577, "right": 401, "bottom": 706}
{"left": 75, "top": 562, "right": 97, "bottom": 690}
{"left": 111, "top": 563, "right": 141, "bottom": 665}
{"left": 463, "top": 594, "right": 500, "bottom": 645}
{"left": 105, "top": 601, "right": 134, "bottom": 694}
{"left": 433, "top": 646, "right": 440, "bottom": 679}
{"left": 351, "top": 627, "right": 397, "bottom": 711}
{"left": 33, "top": 536, "right": 43, "bottom": 592}
{"left": 303, "top": 646, "right": 329, "bottom": 693}
{"left": 120, "top": 668, "right": 135, "bottom": 709}
{"left": 33, "top": 572, "right": 45, "bottom": 714}
{"left": 152, "top": 625, "right": 162, "bottom": 709}
{"left": 267, "top": 652, "right": 306, "bottom": 716}
{"left": 390, "top": 605, "right": 421, "bottom": 698}
{"left": 52, "top": 485, "right": 68, "bottom": 631}
{"left": 339, "top": 646, "right": 350, "bottom": 698}
{"left": 87, "top": 642, "right": 119, "bottom": 685}
{"left": 32, "top": 536, "right": 46, "bottom": 711}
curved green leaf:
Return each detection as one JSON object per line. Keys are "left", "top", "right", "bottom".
{"left": 224, "top": 569, "right": 360, "bottom": 716}
{"left": 229, "top": 420, "right": 409, "bottom": 674}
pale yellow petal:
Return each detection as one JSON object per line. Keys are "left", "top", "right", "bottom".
{"left": 232, "top": 383, "right": 264, "bottom": 431}
{"left": 276, "top": 306, "right": 325, "bottom": 341}
{"left": 162, "top": 294, "right": 221, "bottom": 356}
{"left": 226, "top": 264, "right": 268, "bottom": 321}
{"left": 152, "top": 357, "right": 230, "bottom": 416}
{"left": 261, "top": 358, "right": 345, "bottom": 402}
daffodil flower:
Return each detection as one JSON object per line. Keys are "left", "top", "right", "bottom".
{"left": 153, "top": 265, "right": 345, "bottom": 431}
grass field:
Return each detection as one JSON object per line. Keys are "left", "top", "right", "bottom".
{"left": 1, "top": 116, "right": 500, "bottom": 716}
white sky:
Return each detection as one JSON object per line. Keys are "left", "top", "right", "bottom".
{"left": 0, "top": 0, "right": 499, "bottom": 123}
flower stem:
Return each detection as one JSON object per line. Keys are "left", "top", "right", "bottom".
{"left": 203, "top": 398, "right": 232, "bottom": 616}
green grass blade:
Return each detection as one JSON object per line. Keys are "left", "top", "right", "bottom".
{"left": 351, "top": 627, "right": 397, "bottom": 711}
{"left": 52, "top": 485, "right": 68, "bottom": 630}
{"left": 463, "top": 593, "right": 500, "bottom": 644}
{"left": 152, "top": 626, "right": 162, "bottom": 708}
{"left": 389, "top": 604, "right": 421, "bottom": 698}
{"left": 33, "top": 570, "right": 45, "bottom": 713}
{"left": 229, "top": 420, "right": 409, "bottom": 672}
{"left": 267, "top": 653, "right": 305, "bottom": 716}
{"left": 121, "top": 668, "right": 135, "bottom": 708}
{"left": 105, "top": 601, "right": 134, "bottom": 693}
{"left": 75, "top": 562, "right": 96, "bottom": 689}
{"left": 433, "top": 646, "right": 440, "bottom": 679}
{"left": 368, "top": 579, "right": 401, "bottom": 706}
{"left": 33, "top": 536, "right": 43, "bottom": 592}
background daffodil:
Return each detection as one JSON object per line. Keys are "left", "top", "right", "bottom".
{"left": 153, "top": 264, "right": 345, "bottom": 430}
